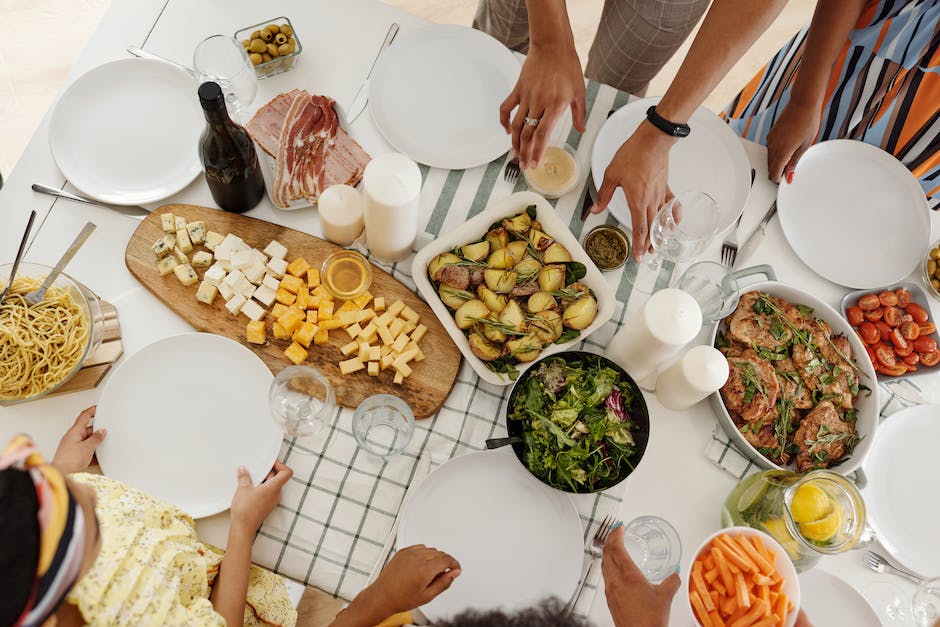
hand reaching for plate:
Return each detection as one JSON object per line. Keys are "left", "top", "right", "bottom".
{"left": 53, "top": 406, "right": 108, "bottom": 474}
{"left": 229, "top": 460, "right": 293, "bottom": 534}
{"left": 766, "top": 98, "right": 821, "bottom": 184}
{"left": 602, "top": 525, "right": 680, "bottom": 627}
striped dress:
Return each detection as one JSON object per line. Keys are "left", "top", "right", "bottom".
{"left": 723, "top": 0, "right": 940, "bottom": 209}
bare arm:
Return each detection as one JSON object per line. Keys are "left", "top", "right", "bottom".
{"left": 210, "top": 524, "right": 253, "bottom": 625}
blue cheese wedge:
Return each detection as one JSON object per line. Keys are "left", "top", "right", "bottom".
{"left": 195, "top": 281, "right": 218, "bottom": 305}
{"left": 263, "top": 240, "right": 287, "bottom": 259}
{"left": 156, "top": 256, "right": 178, "bottom": 276}
{"left": 152, "top": 234, "right": 175, "bottom": 258}
{"left": 174, "top": 216, "right": 187, "bottom": 231}
{"left": 176, "top": 228, "right": 193, "bottom": 253}
{"left": 192, "top": 251, "right": 213, "bottom": 267}
{"left": 240, "top": 299, "right": 266, "bottom": 321}
{"left": 186, "top": 221, "right": 206, "bottom": 245}
{"left": 252, "top": 284, "right": 277, "bottom": 307}
{"left": 160, "top": 213, "right": 176, "bottom": 232}
{"left": 204, "top": 231, "right": 225, "bottom": 252}
{"left": 225, "top": 294, "right": 246, "bottom": 315}
{"left": 204, "top": 265, "right": 226, "bottom": 286}
{"left": 173, "top": 263, "right": 198, "bottom": 287}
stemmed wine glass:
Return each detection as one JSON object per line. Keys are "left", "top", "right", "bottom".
{"left": 193, "top": 35, "right": 258, "bottom": 121}
{"left": 864, "top": 576, "right": 940, "bottom": 625}
{"left": 269, "top": 365, "right": 336, "bottom": 454}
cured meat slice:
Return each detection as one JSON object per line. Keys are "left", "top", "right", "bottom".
{"left": 246, "top": 89, "right": 305, "bottom": 157}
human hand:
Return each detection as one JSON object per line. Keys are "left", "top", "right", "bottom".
{"left": 766, "top": 98, "right": 820, "bottom": 183}
{"left": 602, "top": 525, "right": 680, "bottom": 627}
{"left": 53, "top": 406, "right": 107, "bottom": 474}
{"left": 592, "top": 122, "right": 677, "bottom": 261}
{"left": 230, "top": 461, "right": 292, "bottom": 534}
{"left": 500, "top": 43, "right": 586, "bottom": 170}
{"left": 369, "top": 545, "right": 461, "bottom": 615}
{"left": 795, "top": 609, "right": 814, "bottom": 626}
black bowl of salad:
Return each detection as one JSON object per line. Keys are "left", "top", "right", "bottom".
{"left": 505, "top": 351, "right": 650, "bottom": 493}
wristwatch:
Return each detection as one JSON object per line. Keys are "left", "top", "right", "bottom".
{"left": 646, "top": 106, "right": 691, "bottom": 138}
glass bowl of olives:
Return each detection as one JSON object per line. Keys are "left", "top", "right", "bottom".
{"left": 924, "top": 240, "right": 940, "bottom": 301}
{"left": 235, "top": 17, "right": 301, "bottom": 78}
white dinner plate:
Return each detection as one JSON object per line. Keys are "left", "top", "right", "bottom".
{"left": 776, "top": 140, "right": 929, "bottom": 289}
{"left": 94, "top": 333, "right": 282, "bottom": 518}
{"left": 370, "top": 24, "right": 519, "bottom": 170}
{"left": 397, "top": 450, "right": 583, "bottom": 621}
{"left": 591, "top": 97, "right": 750, "bottom": 234}
{"left": 861, "top": 403, "right": 940, "bottom": 576}
{"left": 49, "top": 58, "right": 203, "bottom": 205}
{"left": 798, "top": 570, "right": 880, "bottom": 626}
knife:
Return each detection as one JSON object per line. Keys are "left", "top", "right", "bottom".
{"left": 127, "top": 45, "right": 194, "bottom": 76}
{"left": 346, "top": 23, "right": 400, "bottom": 126}
{"left": 732, "top": 200, "right": 777, "bottom": 269}
{"left": 32, "top": 184, "right": 150, "bottom": 220}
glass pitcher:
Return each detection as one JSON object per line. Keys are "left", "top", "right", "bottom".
{"left": 721, "top": 469, "right": 867, "bottom": 572}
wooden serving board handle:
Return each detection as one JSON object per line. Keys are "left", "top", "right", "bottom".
{"left": 125, "top": 204, "right": 461, "bottom": 418}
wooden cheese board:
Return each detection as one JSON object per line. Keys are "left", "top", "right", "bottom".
{"left": 125, "top": 203, "right": 461, "bottom": 418}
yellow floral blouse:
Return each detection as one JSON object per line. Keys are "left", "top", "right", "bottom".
{"left": 66, "top": 473, "right": 297, "bottom": 626}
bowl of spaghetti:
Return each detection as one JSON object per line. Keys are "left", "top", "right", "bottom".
{"left": 0, "top": 262, "right": 104, "bottom": 405}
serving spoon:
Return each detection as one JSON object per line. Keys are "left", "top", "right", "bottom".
{"left": 25, "top": 222, "right": 96, "bottom": 305}
{"left": 0, "top": 210, "right": 37, "bottom": 305}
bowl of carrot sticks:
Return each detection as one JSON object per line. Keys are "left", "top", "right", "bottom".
{"left": 687, "top": 527, "right": 800, "bottom": 627}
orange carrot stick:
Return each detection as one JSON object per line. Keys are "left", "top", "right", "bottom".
{"left": 693, "top": 569, "right": 717, "bottom": 612}
{"left": 691, "top": 590, "right": 715, "bottom": 627}
{"left": 734, "top": 571, "right": 751, "bottom": 609}
{"left": 730, "top": 599, "right": 769, "bottom": 627}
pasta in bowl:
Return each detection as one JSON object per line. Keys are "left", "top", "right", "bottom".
{"left": 0, "top": 262, "right": 104, "bottom": 404}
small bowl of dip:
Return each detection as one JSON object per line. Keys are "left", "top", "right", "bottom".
{"left": 523, "top": 144, "right": 579, "bottom": 198}
{"left": 322, "top": 250, "right": 373, "bottom": 300}
{"left": 584, "top": 225, "right": 630, "bottom": 271}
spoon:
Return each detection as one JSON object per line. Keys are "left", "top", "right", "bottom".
{"left": 25, "top": 222, "right": 96, "bottom": 305}
{"left": 0, "top": 210, "right": 38, "bottom": 304}
{"left": 485, "top": 436, "right": 522, "bottom": 450}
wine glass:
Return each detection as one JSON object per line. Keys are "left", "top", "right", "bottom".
{"left": 913, "top": 578, "right": 940, "bottom": 626}
{"left": 269, "top": 365, "right": 336, "bottom": 454}
{"left": 193, "top": 35, "right": 258, "bottom": 120}
{"left": 863, "top": 577, "right": 940, "bottom": 625}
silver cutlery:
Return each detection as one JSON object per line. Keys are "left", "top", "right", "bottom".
{"left": 864, "top": 550, "right": 926, "bottom": 585}
{"left": 25, "top": 222, "right": 96, "bottom": 305}
{"left": 0, "top": 210, "right": 38, "bottom": 305}
{"left": 126, "top": 45, "right": 194, "bottom": 76}
{"left": 565, "top": 515, "right": 618, "bottom": 615}
{"left": 720, "top": 169, "right": 757, "bottom": 266}
{"left": 32, "top": 184, "right": 149, "bottom": 220}
{"left": 346, "top": 23, "right": 400, "bottom": 125}
{"left": 731, "top": 200, "right": 778, "bottom": 270}
{"left": 503, "top": 156, "right": 521, "bottom": 185}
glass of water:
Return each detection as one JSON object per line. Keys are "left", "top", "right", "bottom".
{"left": 269, "top": 365, "right": 336, "bottom": 454}
{"left": 623, "top": 515, "right": 682, "bottom": 582}
{"left": 193, "top": 35, "right": 258, "bottom": 120}
{"left": 353, "top": 394, "right": 415, "bottom": 458}
{"left": 675, "top": 261, "right": 740, "bottom": 323}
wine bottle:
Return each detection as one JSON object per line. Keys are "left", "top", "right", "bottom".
{"left": 197, "top": 81, "right": 265, "bottom": 213}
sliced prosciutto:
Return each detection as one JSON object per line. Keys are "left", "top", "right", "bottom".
{"left": 246, "top": 89, "right": 304, "bottom": 157}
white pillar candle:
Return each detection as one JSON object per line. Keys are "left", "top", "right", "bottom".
{"left": 607, "top": 288, "right": 702, "bottom": 383}
{"left": 362, "top": 153, "right": 422, "bottom": 262}
{"left": 318, "top": 184, "right": 364, "bottom": 246}
{"left": 655, "top": 345, "right": 729, "bottom": 410}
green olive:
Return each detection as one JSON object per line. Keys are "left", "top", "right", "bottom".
{"left": 249, "top": 38, "right": 266, "bottom": 53}
{"left": 266, "top": 23, "right": 280, "bottom": 34}
{"left": 280, "top": 24, "right": 293, "bottom": 36}
{"left": 250, "top": 30, "right": 261, "bottom": 40}
{"left": 249, "top": 52, "right": 263, "bottom": 65}
{"left": 929, "top": 260, "right": 937, "bottom": 276}
{"left": 261, "top": 53, "right": 272, "bottom": 62}
{"left": 266, "top": 43, "right": 280, "bottom": 57}
{"left": 274, "top": 33, "right": 288, "bottom": 45}
{"left": 932, "top": 279, "right": 940, "bottom": 292}
{"left": 932, "top": 247, "right": 940, "bottom": 259}
{"left": 284, "top": 41, "right": 296, "bottom": 54}
{"left": 260, "top": 28, "right": 274, "bottom": 42}
{"left": 278, "top": 43, "right": 293, "bottom": 56}
{"left": 241, "top": 39, "right": 250, "bottom": 49}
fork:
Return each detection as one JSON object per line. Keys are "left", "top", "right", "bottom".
{"left": 864, "top": 551, "right": 925, "bottom": 585}
{"left": 565, "top": 515, "right": 618, "bottom": 615}
{"left": 720, "top": 169, "right": 756, "bottom": 266}
{"left": 503, "top": 156, "right": 520, "bottom": 185}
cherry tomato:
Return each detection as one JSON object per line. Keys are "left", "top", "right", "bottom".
{"left": 876, "top": 320, "right": 893, "bottom": 339}
{"left": 876, "top": 363, "right": 908, "bottom": 377}
{"left": 920, "top": 350, "right": 940, "bottom": 367}
{"left": 905, "top": 303, "right": 929, "bottom": 323}
{"left": 846, "top": 306, "right": 865, "bottom": 326}
{"left": 896, "top": 288, "right": 911, "bottom": 307}
{"left": 902, "top": 353, "right": 920, "bottom": 366}
{"left": 913, "top": 336, "right": 938, "bottom": 353}
{"left": 890, "top": 328, "right": 911, "bottom": 351}
{"left": 900, "top": 321, "right": 921, "bottom": 340}
{"left": 895, "top": 341, "right": 914, "bottom": 357}
{"left": 905, "top": 362, "right": 918, "bottom": 373}
{"left": 920, "top": 322, "right": 937, "bottom": 335}
{"left": 900, "top": 313, "right": 914, "bottom": 324}
{"left": 879, "top": 291, "right": 899, "bottom": 307}
{"left": 883, "top": 306, "right": 901, "bottom": 327}
{"left": 858, "top": 321, "right": 879, "bottom": 344}
{"left": 875, "top": 345, "right": 898, "bottom": 368}
{"left": 864, "top": 344, "right": 878, "bottom": 365}
{"left": 858, "top": 294, "right": 881, "bottom": 311}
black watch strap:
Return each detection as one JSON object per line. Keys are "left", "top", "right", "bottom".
{"left": 646, "top": 106, "right": 691, "bottom": 138}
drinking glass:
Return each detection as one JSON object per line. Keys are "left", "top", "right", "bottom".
{"left": 863, "top": 577, "right": 940, "bottom": 626}
{"left": 269, "top": 365, "right": 336, "bottom": 454}
{"left": 193, "top": 35, "right": 258, "bottom": 120}
{"left": 622, "top": 516, "right": 682, "bottom": 582}
{"left": 913, "top": 577, "right": 940, "bottom": 626}
{"left": 353, "top": 394, "right": 415, "bottom": 458}
{"left": 675, "top": 261, "right": 740, "bottom": 322}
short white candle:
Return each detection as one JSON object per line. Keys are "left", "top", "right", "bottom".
{"left": 362, "top": 153, "right": 422, "bottom": 262}
{"left": 655, "top": 345, "right": 729, "bottom": 411}
{"left": 318, "top": 184, "right": 364, "bottom": 246}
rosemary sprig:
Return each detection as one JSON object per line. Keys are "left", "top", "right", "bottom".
{"left": 467, "top": 316, "right": 527, "bottom": 336}
{"left": 735, "top": 361, "right": 766, "bottom": 404}
{"left": 804, "top": 423, "right": 861, "bottom": 450}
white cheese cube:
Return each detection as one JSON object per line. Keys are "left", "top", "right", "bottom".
{"left": 173, "top": 263, "right": 198, "bottom": 287}
{"left": 216, "top": 255, "right": 233, "bottom": 272}
{"left": 238, "top": 278, "right": 255, "bottom": 299}
{"left": 174, "top": 216, "right": 187, "bottom": 231}
{"left": 250, "top": 248, "right": 268, "bottom": 265}
{"left": 176, "top": 228, "right": 193, "bottom": 253}
{"left": 216, "top": 234, "right": 244, "bottom": 258}
{"left": 252, "top": 285, "right": 277, "bottom": 307}
{"left": 225, "top": 294, "right": 246, "bottom": 315}
{"left": 263, "top": 240, "right": 287, "bottom": 259}
{"left": 204, "top": 231, "right": 225, "bottom": 252}
{"left": 223, "top": 270, "right": 246, "bottom": 289}
{"left": 339, "top": 358, "right": 365, "bottom": 375}
{"left": 245, "top": 260, "right": 266, "bottom": 285}
{"left": 204, "top": 265, "right": 226, "bottom": 287}
{"left": 192, "top": 251, "right": 213, "bottom": 267}
{"left": 186, "top": 221, "right": 206, "bottom": 245}
{"left": 218, "top": 281, "right": 235, "bottom": 301}
{"left": 231, "top": 249, "right": 253, "bottom": 270}
{"left": 160, "top": 213, "right": 176, "bottom": 232}
{"left": 152, "top": 234, "right": 175, "bottom": 258}
{"left": 266, "top": 257, "right": 288, "bottom": 279}
{"left": 240, "top": 299, "right": 266, "bottom": 321}
{"left": 156, "top": 256, "right": 178, "bottom": 276}
{"left": 262, "top": 275, "right": 280, "bottom": 291}
{"left": 172, "top": 247, "right": 189, "bottom": 264}
{"left": 195, "top": 281, "right": 218, "bottom": 305}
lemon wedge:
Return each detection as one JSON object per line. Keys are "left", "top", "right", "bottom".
{"left": 762, "top": 518, "right": 802, "bottom": 561}
{"left": 790, "top": 482, "right": 831, "bottom": 523}
{"left": 799, "top": 503, "right": 844, "bottom": 543}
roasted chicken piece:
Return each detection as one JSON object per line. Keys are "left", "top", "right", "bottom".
{"left": 740, "top": 419, "right": 791, "bottom": 466}
{"left": 774, "top": 358, "right": 814, "bottom": 409}
{"left": 793, "top": 400, "right": 856, "bottom": 471}
{"left": 792, "top": 319, "right": 858, "bottom": 409}
{"left": 721, "top": 349, "right": 780, "bottom": 424}
{"left": 728, "top": 291, "right": 805, "bottom": 351}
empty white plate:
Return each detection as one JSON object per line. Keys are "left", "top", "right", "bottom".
{"left": 591, "top": 97, "right": 751, "bottom": 234}
{"left": 397, "top": 450, "right": 583, "bottom": 622}
{"left": 94, "top": 333, "right": 282, "bottom": 518}
{"left": 799, "top": 570, "right": 880, "bottom": 626}
{"left": 777, "top": 140, "right": 929, "bottom": 289}
{"left": 49, "top": 58, "right": 203, "bottom": 205}
{"left": 861, "top": 404, "right": 940, "bottom": 576}
{"left": 370, "top": 25, "right": 519, "bottom": 170}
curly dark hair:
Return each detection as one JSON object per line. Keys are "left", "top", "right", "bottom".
{"left": 435, "top": 597, "right": 594, "bottom": 627}
{"left": 0, "top": 468, "right": 41, "bottom": 625}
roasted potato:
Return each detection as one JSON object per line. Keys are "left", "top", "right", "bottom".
{"left": 460, "top": 240, "right": 490, "bottom": 262}
{"left": 506, "top": 240, "right": 528, "bottom": 262}
{"left": 469, "top": 331, "right": 503, "bottom": 361}
{"left": 530, "top": 310, "right": 563, "bottom": 344}
{"left": 502, "top": 212, "right": 532, "bottom": 235}
{"left": 528, "top": 291, "right": 557, "bottom": 313}
{"left": 455, "top": 299, "right": 490, "bottom": 329}
{"left": 499, "top": 299, "right": 526, "bottom": 332}
{"left": 485, "top": 268, "right": 517, "bottom": 293}
{"left": 563, "top": 295, "right": 598, "bottom": 330}
{"left": 514, "top": 257, "right": 542, "bottom": 278}
{"left": 488, "top": 247, "right": 515, "bottom": 269}
{"left": 439, "top": 285, "right": 474, "bottom": 310}
{"left": 478, "top": 285, "right": 508, "bottom": 313}
{"left": 528, "top": 229, "right": 553, "bottom": 251}
{"left": 538, "top": 265, "right": 566, "bottom": 292}
{"left": 507, "top": 335, "right": 541, "bottom": 362}
{"left": 485, "top": 227, "right": 509, "bottom": 251}
{"left": 479, "top": 316, "right": 507, "bottom": 343}
{"left": 543, "top": 242, "right": 572, "bottom": 263}
{"left": 429, "top": 252, "right": 461, "bottom": 281}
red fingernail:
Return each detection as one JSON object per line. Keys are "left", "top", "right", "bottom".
{"left": 785, "top": 171, "right": 794, "bottom": 184}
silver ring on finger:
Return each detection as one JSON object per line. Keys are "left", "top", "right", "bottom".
{"left": 524, "top": 116, "right": 540, "bottom": 127}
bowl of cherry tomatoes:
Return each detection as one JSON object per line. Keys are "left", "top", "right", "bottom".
{"left": 841, "top": 283, "right": 939, "bottom": 379}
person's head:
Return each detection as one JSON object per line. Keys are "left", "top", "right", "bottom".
{"left": 436, "top": 598, "right": 593, "bottom": 627}
{"left": 0, "top": 436, "right": 101, "bottom": 626}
